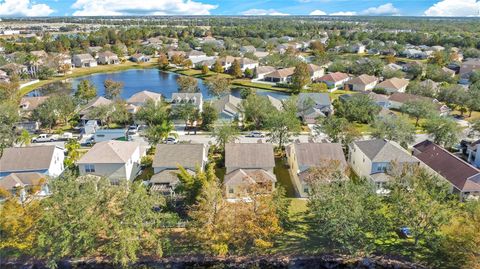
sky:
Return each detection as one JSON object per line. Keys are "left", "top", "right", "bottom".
{"left": 2, "top": 0, "right": 480, "bottom": 17}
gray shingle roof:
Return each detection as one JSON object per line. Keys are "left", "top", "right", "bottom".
{"left": 289, "top": 143, "right": 347, "bottom": 168}
{"left": 0, "top": 146, "right": 57, "bottom": 173}
{"left": 298, "top": 93, "right": 331, "bottom": 106}
{"left": 354, "top": 139, "right": 418, "bottom": 163}
{"left": 152, "top": 144, "right": 206, "bottom": 169}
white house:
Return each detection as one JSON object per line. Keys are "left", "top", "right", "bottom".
{"left": 306, "top": 64, "right": 325, "bottom": 80}
{"left": 97, "top": 51, "right": 119, "bottom": 65}
{"left": 348, "top": 139, "right": 419, "bottom": 194}
{"left": 0, "top": 146, "right": 65, "bottom": 178}
{"left": 171, "top": 92, "right": 204, "bottom": 112}
{"left": 254, "top": 66, "right": 276, "bottom": 80}
{"left": 77, "top": 141, "right": 144, "bottom": 182}
{"left": 73, "top": 54, "right": 98, "bottom": 68}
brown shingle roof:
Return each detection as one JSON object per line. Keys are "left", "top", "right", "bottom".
{"left": 20, "top": 96, "right": 49, "bottom": 111}
{"left": 265, "top": 67, "right": 295, "bottom": 78}
{"left": 376, "top": 77, "right": 409, "bottom": 90}
{"left": 413, "top": 140, "right": 480, "bottom": 192}
{"left": 389, "top": 92, "right": 433, "bottom": 103}
{"left": 0, "top": 172, "right": 46, "bottom": 191}
{"left": 225, "top": 143, "right": 275, "bottom": 170}
{"left": 288, "top": 143, "right": 347, "bottom": 169}
{"left": 127, "top": 90, "right": 161, "bottom": 104}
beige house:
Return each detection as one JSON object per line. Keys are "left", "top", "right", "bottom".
{"left": 224, "top": 143, "right": 276, "bottom": 199}
{"left": 344, "top": 74, "right": 378, "bottom": 91}
{"left": 150, "top": 144, "right": 208, "bottom": 195}
{"left": 73, "top": 54, "right": 97, "bottom": 68}
{"left": 375, "top": 77, "right": 409, "bottom": 94}
{"left": 348, "top": 139, "right": 419, "bottom": 194}
{"left": 126, "top": 90, "right": 162, "bottom": 113}
{"left": 286, "top": 143, "right": 347, "bottom": 197}
{"left": 97, "top": 51, "right": 119, "bottom": 65}
{"left": 306, "top": 64, "right": 325, "bottom": 80}
{"left": 77, "top": 141, "right": 144, "bottom": 182}
{"left": 317, "top": 72, "right": 350, "bottom": 91}
{"left": 264, "top": 67, "right": 295, "bottom": 83}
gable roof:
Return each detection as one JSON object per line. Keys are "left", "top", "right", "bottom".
{"left": 225, "top": 143, "right": 275, "bottom": 170}
{"left": 224, "top": 169, "right": 276, "bottom": 185}
{"left": 74, "top": 53, "right": 95, "bottom": 61}
{"left": 77, "top": 141, "right": 140, "bottom": 164}
{"left": 256, "top": 66, "right": 276, "bottom": 75}
{"left": 298, "top": 93, "right": 331, "bottom": 106}
{"left": 265, "top": 67, "right": 295, "bottom": 78}
{"left": 318, "top": 72, "right": 349, "bottom": 83}
{"left": 267, "top": 95, "right": 283, "bottom": 110}
{"left": 0, "top": 146, "right": 58, "bottom": 173}
{"left": 152, "top": 144, "right": 206, "bottom": 169}
{"left": 0, "top": 172, "right": 46, "bottom": 191}
{"left": 80, "top": 96, "right": 112, "bottom": 115}
{"left": 413, "top": 140, "right": 480, "bottom": 192}
{"left": 306, "top": 64, "right": 323, "bottom": 73}
{"left": 127, "top": 90, "right": 161, "bottom": 104}
{"left": 288, "top": 143, "right": 347, "bottom": 169}
{"left": 20, "top": 96, "right": 49, "bottom": 111}
{"left": 376, "top": 77, "right": 409, "bottom": 90}
{"left": 348, "top": 74, "right": 378, "bottom": 86}
{"left": 353, "top": 139, "right": 419, "bottom": 163}
{"left": 212, "top": 94, "right": 242, "bottom": 116}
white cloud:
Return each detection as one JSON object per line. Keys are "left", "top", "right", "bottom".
{"left": 424, "top": 0, "right": 480, "bottom": 17}
{"left": 0, "top": 0, "right": 54, "bottom": 16}
{"left": 71, "top": 0, "right": 217, "bottom": 16}
{"left": 330, "top": 11, "right": 357, "bottom": 16}
{"left": 309, "top": 9, "right": 327, "bottom": 15}
{"left": 360, "top": 3, "right": 400, "bottom": 15}
{"left": 241, "top": 9, "right": 289, "bottom": 16}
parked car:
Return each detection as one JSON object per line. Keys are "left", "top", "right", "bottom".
{"left": 164, "top": 136, "right": 178, "bottom": 144}
{"left": 246, "top": 131, "right": 265, "bottom": 138}
{"left": 128, "top": 125, "right": 139, "bottom": 135}
{"left": 32, "top": 134, "right": 59, "bottom": 143}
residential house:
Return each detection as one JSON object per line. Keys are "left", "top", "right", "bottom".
{"left": 306, "top": 64, "right": 325, "bottom": 80}
{"left": 459, "top": 58, "right": 480, "bottom": 83}
{"left": 264, "top": 67, "right": 295, "bottom": 83}
{"left": 348, "top": 139, "right": 419, "bottom": 194}
{"left": 254, "top": 66, "right": 276, "bottom": 80}
{"left": 19, "top": 96, "right": 49, "bottom": 112}
{"left": 344, "top": 74, "right": 378, "bottom": 91}
{"left": 171, "top": 93, "right": 203, "bottom": 112}
{"left": 286, "top": 143, "right": 347, "bottom": 197}
{"left": 441, "top": 67, "right": 456, "bottom": 78}
{"left": 0, "top": 146, "right": 65, "bottom": 178}
{"left": 186, "top": 50, "right": 206, "bottom": 60}
{"left": 196, "top": 59, "right": 216, "bottom": 69}
{"left": 150, "top": 144, "right": 208, "bottom": 195}
{"left": 0, "top": 63, "right": 27, "bottom": 75}
{"left": 73, "top": 54, "right": 97, "bottom": 68}
{"left": 211, "top": 94, "right": 242, "bottom": 121}
{"left": 413, "top": 140, "right": 480, "bottom": 199}
{"left": 79, "top": 96, "right": 113, "bottom": 123}
{"left": 240, "top": 45, "right": 256, "bottom": 54}
{"left": 375, "top": 77, "right": 409, "bottom": 94}
{"left": 297, "top": 93, "right": 333, "bottom": 123}
{"left": 267, "top": 95, "right": 284, "bottom": 110}
{"left": 97, "top": 51, "right": 119, "bottom": 65}
{"left": 87, "top": 46, "right": 103, "bottom": 55}
{"left": 224, "top": 143, "right": 277, "bottom": 199}
{"left": 317, "top": 72, "right": 350, "bottom": 91}
{"left": 126, "top": 90, "right": 162, "bottom": 113}
{"left": 388, "top": 92, "right": 450, "bottom": 116}
{"left": 77, "top": 141, "right": 144, "bottom": 182}
{"left": 352, "top": 43, "right": 366, "bottom": 54}
{"left": 464, "top": 139, "right": 480, "bottom": 168}
{"left": 167, "top": 50, "right": 186, "bottom": 60}
{"left": 0, "top": 172, "right": 49, "bottom": 202}
{"left": 384, "top": 63, "right": 403, "bottom": 72}
{"left": 130, "top": 53, "right": 150, "bottom": 63}
{"left": 220, "top": 56, "right": 258, "bottom": 71}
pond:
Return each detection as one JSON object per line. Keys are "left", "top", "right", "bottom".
{"left": 28, "top": 68, "right": 290, "bottom": 100}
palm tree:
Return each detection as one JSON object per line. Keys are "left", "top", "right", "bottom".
{"left": 25, "top": 54, "right": 39, "bottom": 78}
{"left": 16, "top": 129, "right": 31, "bottom": 147}
{"left": 145, "top": 121, "right": 175, "bottom": 146}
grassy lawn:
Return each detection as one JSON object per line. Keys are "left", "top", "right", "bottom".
{"left": 20, "top": 60, "right": 158, "bottom": 96}
{"left": 274, "top": 157, "right": 296, "bottom": 197}
{"left": 232, "top": 79, "right": 293, "bottom": 93}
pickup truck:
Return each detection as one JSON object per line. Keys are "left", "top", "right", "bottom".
{"left": 32, "top": 134, "right": 59, "bottom": 143}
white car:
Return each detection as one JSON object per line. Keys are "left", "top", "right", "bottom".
{"left": 164, "top": 137, "right": 178, "bottom": 144}
{"left": 32, "top": 134, "right": 58, "bottom": 143}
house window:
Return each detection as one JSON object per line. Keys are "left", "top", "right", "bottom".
{"left": 229, "top": 188, "right": 234, "bottom": 194}
{"left": 303, "top": 187, "right": 309, "bottom": 194}
{"left": 85, "top": 164, "right": 95, "bottom": 173}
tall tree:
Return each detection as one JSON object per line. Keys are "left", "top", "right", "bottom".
{"left": 145, "top": 121, "right": 175, "bottom": 145}
{"left": 291, "top": 62, "right": 310, "bottom": 93}
{"left": 205, "top": 76, "right": 231, "bottom": 98}
{"left": 315, "top": 116, "right": 360, "bottom": 149}
{"left": 401, "top": 99, "right": 437, "bottom": 126}
{"left": 201, "top": 102, "right": 218, "bottom": 131}
{"left": 103, "top": 79, "right": 123, "bottom": 99}
{"left": 265, "top": 98, "right": 301, "bottom": 149}
{"left": 177, "top": 76, "right": 199, "bottom": 93}
{"left": 211, "top": 123, "right": 240, "bottom": 151}
{"left": 212, "top": 59, "right": 224, "bottom": 73}
{"left": 423, "top": 116, "right": 460, "bottom": 148}
{"left": 75, "top": 80, "right": 97, "bottom": 103}
{"left": 135, "top": 100, "right": 169, "bottom": 126}
{"left": 371, "top": 115, "right": 415, "bottom": 148}
{"left": 334, "top": 94, "right": 380, "bottom": 124}
{"left": 241, "top": 93, "right": 275, "bottom": 129}
{"left": 157, "top": 53, "right": 169, "bottom": 70}
{"left": 229, "top": 59, "right": 243, "bottom": 78}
